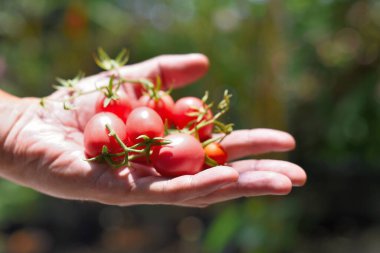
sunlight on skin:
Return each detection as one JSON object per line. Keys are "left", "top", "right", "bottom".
{"left": 0, "top": 54, "right": 306, "bottom": 207}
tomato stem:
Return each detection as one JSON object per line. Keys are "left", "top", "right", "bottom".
{"left": 104, "top": 124, "right": 171, "bottom": 168}
{"left": 187, "top": 90, "right": 233, "bottom": 136}
{"left": 204, "top": 154, "right": 219, "bottom": 167}
{"left": 202, "top": 136, "right": 224, "bottom": 148}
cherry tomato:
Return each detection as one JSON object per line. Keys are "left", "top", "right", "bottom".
{"left": 172, "top": 97, "right": 213, "bottom": 141}
{"left": 95, "top": 90, "right": 133, "bottom": 123}
{"left": 139, "top": 91, "right": 174, "bottom": 125}
{"left": 204, "top": 142, "right": 228, "bottom": 166}
{"left": 131, "top": 82, "right": 145, "bottom": 98}
{"left": 152, "top": 133, "right": 205, "bottom": 177}
{"left": 126, "top": 106, "right": 164, "bottom": 145}
{"left": 84, "top": 112, "right": 127, "bottom": 158}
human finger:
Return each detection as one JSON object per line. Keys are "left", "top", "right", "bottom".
{"left": 119, "top": 53, "right": 209, "bottom": 89}
{"left": 130, "top": 166, "right": 238, "bottom": 205}
{"left": 229, "top": 159, "right": 307, "bottom": 186}
{"left": 220, "top": 129, "right": 296, "bottom": 161}
{"left": 182, "top": 170, "right": 293, "bottom": 207}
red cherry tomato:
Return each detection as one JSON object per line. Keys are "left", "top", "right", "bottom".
{"left": 204, "top": 142, "right": 228, "bottom": 166}
{"left": 152, "top": 133, "right": 205, "bottom": 177}
{"left": 84, "top": 112, "right": 127, "bottom": 158}
{"left": 139, "top": 91, "right": 174, "bottom": 125}
{"left": 95, "top": 90, "right": 133, "bottom": 123}
{"left": 172, "top": 97, "right": 213, "bottom": 141}
{"left": 131, "top": 82, "right": 145, "bottom": 98}
{"left": 126, "top": 106, "right": 164, "bottom": 145}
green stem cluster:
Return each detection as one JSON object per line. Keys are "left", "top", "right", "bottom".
{"left": 40, "top": 48, "right": 158, "bottom": 110}
{"left": 188, "top": 90, "right": 234, "bottom": 141}
{"left": 86, "top": 124, "right": 171, "bottom": 169}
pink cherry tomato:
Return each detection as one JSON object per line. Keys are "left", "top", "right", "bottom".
{"left": 126, "top": 106, "right": 164, "bottom": 145}
{"left": 139, "top": 91, "right": 174, "bottom": 126}
{"left": 152, "top": 133, "right": 205, "bottom": 177}
{"left": 95, "top": 90, "right": 133, "bottom": 123}
{"left": 172, "top": 97, "right": 213, "bottom": 141}
{"left": 84, "top": 112, "right": 127, "bottom": 158}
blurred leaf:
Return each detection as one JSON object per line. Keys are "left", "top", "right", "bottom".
{"left": 0, "top": 180, "right": 39, "bottom": 225}
{"left": 203, "top": 204, "right": 241, "bottom": 253}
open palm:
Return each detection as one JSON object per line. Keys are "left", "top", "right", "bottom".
{"left": 0, "top": 54, "right": 306, "bottom": 207}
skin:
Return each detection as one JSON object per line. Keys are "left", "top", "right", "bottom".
{"left": 0, "top": 53, "right": 307, "bottom": 207}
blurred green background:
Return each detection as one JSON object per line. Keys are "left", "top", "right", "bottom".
{"left": 1, "top": 0, "right": 380, "bottom": 252}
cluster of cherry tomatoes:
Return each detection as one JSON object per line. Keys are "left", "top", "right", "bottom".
{"left": 83, "top": 80, "right": 232, "bottom": 177}
{"left": 51, "top": 49, "right": 232, "bottom": 178}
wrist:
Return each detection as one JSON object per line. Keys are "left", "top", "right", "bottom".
{"left": 0, "top": 90, "right": 20, "bottom": 145}
{"left": 0, "top": 96, "right": 28, "bottom": 175}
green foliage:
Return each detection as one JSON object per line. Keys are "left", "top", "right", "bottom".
{"left": 204, "top": 198, "right": 300, "bottom": 253}
{"left": 203, "top": 204, "right": 241, "bottom": 253}
{"left": 0, "top": 180, "right": 39, "bottom": 225}
{"left": 1, "top": 0, "right": 380, "bottom": 252}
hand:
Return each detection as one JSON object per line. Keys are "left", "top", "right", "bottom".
{"left": 0, "top": 54, "right": 306, "bottom": 207}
